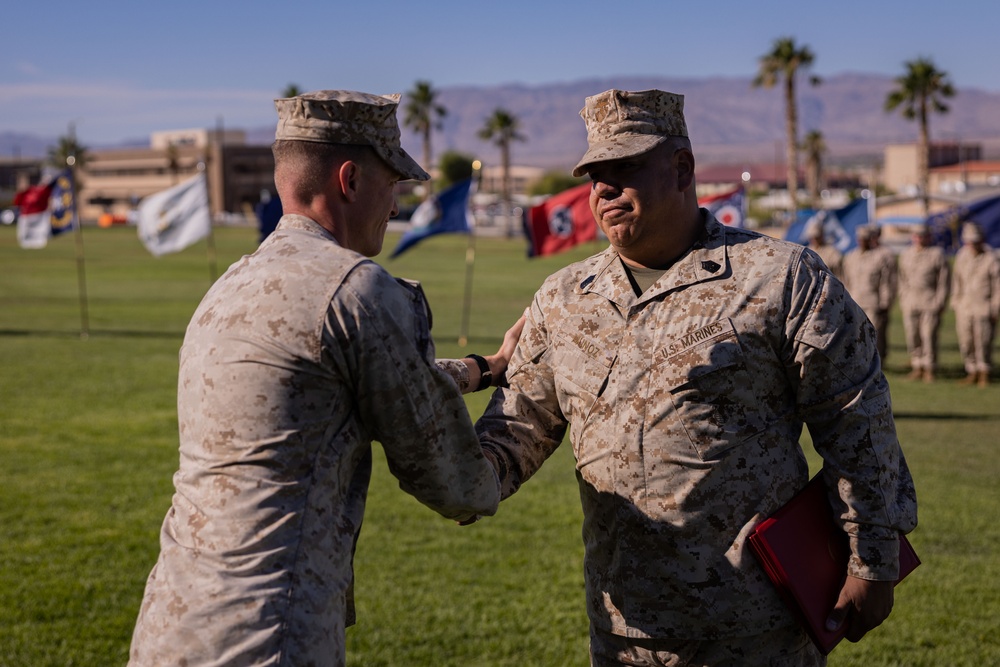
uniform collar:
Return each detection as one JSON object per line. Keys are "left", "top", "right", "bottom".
{"left": 580, "top": 211, "right": 730, "bottom": 307}
{"left": 275, "top": 214, "right": 340, "bottom": 245}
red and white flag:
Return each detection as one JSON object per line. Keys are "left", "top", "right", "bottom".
{"left": 525, "top": 183, "right": 596, "bottom": 257}
{"left": 13, "top": 182, "right": 55, "bottom": 249}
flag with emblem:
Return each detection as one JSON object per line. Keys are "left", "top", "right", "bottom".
{"left": 49, "top": 168, "right": 77, "bottom": 238}
{"left": 524, "top": 183, "right": 595, "bottom": 257}
{"left": 699, "top": 186, "right": 745, "bottom": 228}
{"left": 137, "top": 173, "right": 212, "bottom": 256}
{"left": 390, "top": 178, "right": 473, "bottom": 258}
{"left": 786, "top": 198, "right": 869, "bottom": 253}
{"left": 12, "top": 180, "right": 54, "bottom": 249}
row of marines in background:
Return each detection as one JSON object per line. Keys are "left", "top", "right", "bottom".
{"left": 808, "top": 220, "right": 1000, "bottom": 386}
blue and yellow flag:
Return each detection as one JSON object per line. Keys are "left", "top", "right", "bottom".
{"left": 49, "top": 168, "right": 76, "bottom": 237}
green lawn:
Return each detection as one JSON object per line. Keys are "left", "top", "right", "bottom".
{"left": 1, "top": 224, "right": 998, "bottom": 666}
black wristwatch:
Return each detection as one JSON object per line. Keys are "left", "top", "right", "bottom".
{"left": 465, "top": 354, "right": 492, "bottom": 392}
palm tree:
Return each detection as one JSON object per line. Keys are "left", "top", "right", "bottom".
{"left": 48, "top": 125, "right": 89, "bottom": 190}
{"left": 48, "top": 130, "right": 88, "bottom": 171}
{"left": 166, "top": 142, "right": 181, "bottom": 185}
{"left": 884, "top": 57, "right": 956, "bottom": 216}
{"left": 801, "top": 129, "right": 826, "bottom": 205}
{"left": 478, "top": 108, "right": 525, "bottom": 235}
{"left": 403, "top": 80, "right": 447, "bottom": 196}
{"left": 753, "top": 37, "right": 821, "bottom": 214}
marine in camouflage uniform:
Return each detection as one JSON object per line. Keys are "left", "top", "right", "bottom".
{"left": 128, "top": 91, "right": 514, "bottom": 667}
{"left": 474, "top": 89, "right": 916, "bottom": 666}
{"left": 842, "top": 225, "right": 898, "bottom": 361}
{"left": 897, "top": 224, "right": 950, "bottom": 382}
{"left": 951, "top": 222, "right": 1000, "bottom": 387}
{"left": 805, "top": 215, "right": 844, "bottom": 282}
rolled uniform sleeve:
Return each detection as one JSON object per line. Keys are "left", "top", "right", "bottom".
{"left": 325, "top": 264, "right": 499, "bottom": 521}
{"left": 786, "top": 250, "right": 917, "bottom": 580}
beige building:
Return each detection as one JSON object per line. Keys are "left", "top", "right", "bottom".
{"left": 78, "top": 128, "right": 276, "bottom": 222}
{"left": 477, "top": 164, "right": 544, "bottom": 198}
{"left": 883, "top": 142, "right": 982, "bottom": 195}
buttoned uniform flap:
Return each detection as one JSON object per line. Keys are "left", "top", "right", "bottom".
{"left": 649, "top": 319, "right": 766, "bottom": 461}
{"left": 653, "top": 319, "right": 743, "bottom": 387}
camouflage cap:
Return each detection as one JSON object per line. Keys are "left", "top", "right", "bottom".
{"left": 274, "top": 90, "right": 429, "bottom": 181}
{"left": 962, "top": 222, "right": 984, "bottom": 243}
{"left": 572, "top": 89, "right": 688, "bottom": 177}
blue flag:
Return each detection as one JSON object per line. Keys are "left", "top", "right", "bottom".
{"left": 785, "top": 198, "right": 869, "bottom": 253}
{"left": 255, "top": 192, "right": 283, "bottom": 244}
{"left": 49, "top": 168, "right": 77, "bottom": 237}
{"left": 390, "top": 179, "right": 473, "bottom": 258}
{"left": 925, "top": 193, "right": 1000, "bottom": 250}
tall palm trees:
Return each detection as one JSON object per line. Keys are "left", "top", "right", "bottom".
{"left": 753, "top": 37, "right": 820, "bottom": 213}
{"left": 403, "top": 80, "right": 447, "bottom": 196}
{"left": 478, "top": 108, "right": 525, "bottom": 236}
{"left": 885, "top": 58, "right": 955, "bottom": 215}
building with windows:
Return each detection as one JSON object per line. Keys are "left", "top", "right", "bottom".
{"left": 76, "top": 129, "right": 276, "bottom": 222}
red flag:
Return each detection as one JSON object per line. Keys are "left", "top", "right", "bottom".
{"left": 13, "top": 182, "right": 53, "bottom": 215}
{"left": 525, "top": 183, "right": 596, "bottom": 257}
{"left": 13, "top": 181, "right": 55, "bottom": 249}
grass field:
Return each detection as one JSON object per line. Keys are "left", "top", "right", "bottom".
{"left": 1, "top": 224, "right": 999, "bottom": 666}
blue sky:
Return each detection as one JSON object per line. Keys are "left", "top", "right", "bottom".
{"left": 3, "top": 0, "right": 999, "bottom": 145}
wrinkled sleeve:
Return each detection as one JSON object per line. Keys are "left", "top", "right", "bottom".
{"left": 474, "top": 296, "right": 567, "bottom": 500}
{"left": 324, "top": 263, "right": 499, "bottom": 521}
{"left": 785, "top": 251, "right": 917, "bottom": 580}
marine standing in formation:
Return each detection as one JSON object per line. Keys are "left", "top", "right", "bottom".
{"left": 897, "top": 223, "right": 950, "bottom": 382}
{"left": 805, "top": 214, "right": 844, "bottom": 281}
{"left": 951, "top": 221, "right": 1000, "bottom": 387}
{"left": 843, "top": 225, "right": 898, "bottom": 361}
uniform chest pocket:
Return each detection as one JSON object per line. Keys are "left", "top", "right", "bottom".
{"left": 655, "top": 322, "right": 765, "bottom": 461}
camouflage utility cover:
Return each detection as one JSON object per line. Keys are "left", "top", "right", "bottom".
{"left": 274, "top": 90, "right": 429, "bottom": 182}
{"left": 129, "top": 214, "right": 498, "bottom": 666}
{"left": 573, "top": 89, "right": 688, "bottom": 177}
{"left": 476, "top": 214, "right": 916, "bottom": 639}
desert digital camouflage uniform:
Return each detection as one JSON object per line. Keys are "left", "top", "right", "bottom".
{"left": 129, "top": 214, "right": 499, "bottom": 666}
{"left": 843, "top": 233, "right": 897, "bottom": 360}
{"left": 897, "top": 239, "right": 950, "bottom": 377}
{"left": 805, "top": 218, "right": 844, "bottom": 281}
{"left": 475, "top": 213, "right": 917, "bottom": 642}
{"left": 812, "top": 243, "right": 844, "bottom": 282}
{"left": 951, "top": 233, "right": 1000, "bottom": 381}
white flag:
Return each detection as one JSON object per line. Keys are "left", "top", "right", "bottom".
{"left": 137, "top": 173, "right": 212, "bottom": 256}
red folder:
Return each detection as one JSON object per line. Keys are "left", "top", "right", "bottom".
{"left": 747, "top": 474, "right": 920, "bottom": 654}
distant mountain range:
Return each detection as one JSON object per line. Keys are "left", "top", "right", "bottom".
{"left": 5, "top": 74, "right": 1000, "bottom": 170}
